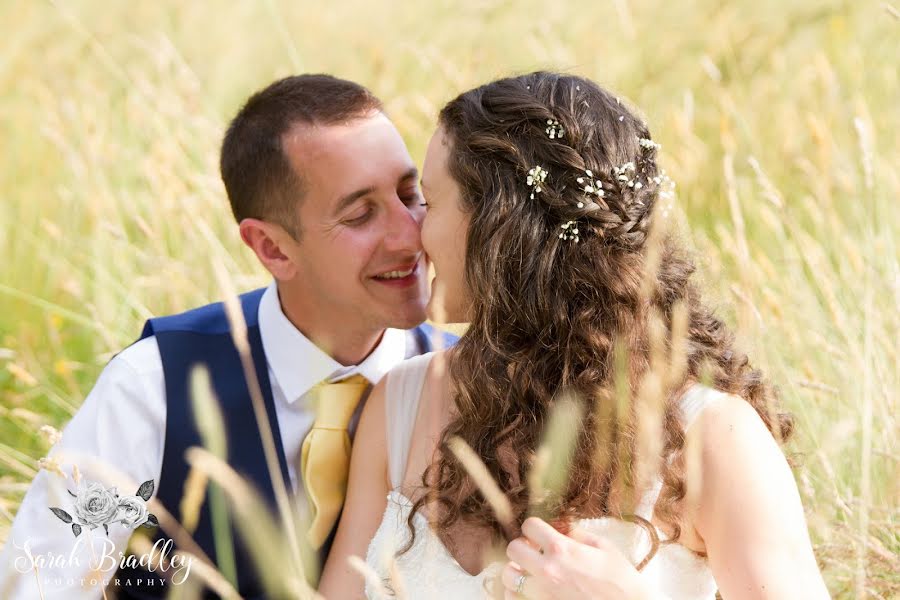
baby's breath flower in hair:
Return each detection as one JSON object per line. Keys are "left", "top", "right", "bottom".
{"left": 545, "top": 119, "right": 564, "bottom": 140}
{"left": 652, "top": 169, "right": 675, "bottom": 194}
{"left": 653, "top": 168, "right": 677, "bottom": 219}
{"left": 576, "top": 169, "right": 606, "bottom": 209}
{"left": 526, "top": 166, "right": 548, "bottom": 199}
{"left": 614, "top": 161, "right": 640, "bottom": 189}
{"left": 638, "top": 137, "right": 661, "bottom": 150}
{"left": 559, "top": 220, "right": 579, "bottom": 243}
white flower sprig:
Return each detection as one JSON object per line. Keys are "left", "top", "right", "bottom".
{"left": 638, "top": 137, "right": 661, "bottom": 150}
{"left": 576, "top": 169, "right": 606, "bottom": 208}
{"left": 559, "top": 220, "right": 580, "bottom": 243}
{"left": 652, "top": 168, "right": 677, "bottom": 219}
{"left": 613, "top": 161, "right": 642, "bottom": 190}
{"left": 526, "top": 166, "right": 548, "bottom": 199}
{"left": 652, "top": 169, "right": 675, "bottom": 196}
{"left": 545, "top": 119, "right": 564, "bottom": 140}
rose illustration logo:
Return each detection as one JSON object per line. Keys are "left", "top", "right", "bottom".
{"left": 49, "top": 479, "right": 158, "bottom": 537}
{"left": 72, "top": 481, "right": 118, "bottom": 528}
{"left": 115, "top": 495, "right": 151, "bottom": 528}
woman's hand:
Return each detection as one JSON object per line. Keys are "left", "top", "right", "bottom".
{"left": 500, "top": 517, "right": 655, "bottom": 600}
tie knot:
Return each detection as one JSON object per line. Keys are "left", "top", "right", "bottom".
{"left": 311, "top": 374, "right": 369, "bottom": 430}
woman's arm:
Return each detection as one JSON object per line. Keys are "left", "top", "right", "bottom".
{"left": 317, "top": 377, "right": 391, "bottom": 599}
{"left": 688, "top": 394, "right": 829, "bottom": 599}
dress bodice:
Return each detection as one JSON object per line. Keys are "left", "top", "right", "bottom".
{"left": 364, "top": 353, "right": 719, "bottom": 599}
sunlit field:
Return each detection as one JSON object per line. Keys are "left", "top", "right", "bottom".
{"left": 0, "top": 1, "right": 897, "bottom": 597}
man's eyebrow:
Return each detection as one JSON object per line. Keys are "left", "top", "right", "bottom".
{"left": 399, "top": 166, "right": 419, "bottom": 186}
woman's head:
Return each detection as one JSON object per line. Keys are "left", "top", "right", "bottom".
{"left": 410, "top": 71, "right": 791, "bottom": 555}
{"left": 421, "top": 71, "right": 672, "bottom": 324}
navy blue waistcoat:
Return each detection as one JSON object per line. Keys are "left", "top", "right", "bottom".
{"left": 111, "top": 288, "right": 456, "bottom": 599}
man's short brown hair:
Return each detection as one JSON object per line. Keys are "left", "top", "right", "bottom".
{"left": 220, "top": 74, "right": 383, "bottom": 237}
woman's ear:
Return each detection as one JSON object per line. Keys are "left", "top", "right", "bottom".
{"left": 238, "top": 218, "right": 299, "bottom": 280}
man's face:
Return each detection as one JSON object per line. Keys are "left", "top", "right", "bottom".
{"left": 278, "top": 112, "right": 428, "bottom": 334}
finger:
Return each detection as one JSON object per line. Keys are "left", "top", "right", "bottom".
{"left": 501, "top": 561, "right": 535, "bottom": 599}
{"left": 506, "top": 537, "right": 544, "bottom": 575}
{"left": 500, "top": 561, "right": 523, "bottom": 590}
{"left": 501, "top": 534, "right": 539, "bottom": 554}
{"left": 521, "top": 516, "right": 568, "bottom": 552}
{"left": 519, "top": 536, "right": 541, "bottom": 551}
{"left": 566, "top": 525, "right": 606, "bottom": 549}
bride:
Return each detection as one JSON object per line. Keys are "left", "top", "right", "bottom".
{"left": 318, "top": 71, "right": 829, "bottom": 599}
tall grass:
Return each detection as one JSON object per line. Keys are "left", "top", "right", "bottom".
{"left": 0, "top": 0, "right": 897, "bottom": 597}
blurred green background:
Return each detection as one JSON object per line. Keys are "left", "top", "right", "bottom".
{"left": 1, "top": 1, "right": 897, "bottom": 597}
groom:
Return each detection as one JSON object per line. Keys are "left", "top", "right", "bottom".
{"left": 0, "top": 74, "right": 450, "bottom": 599}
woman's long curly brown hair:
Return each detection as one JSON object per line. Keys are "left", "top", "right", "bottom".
{"left": 407, "top": 71, "right": 793, "bottom": 558}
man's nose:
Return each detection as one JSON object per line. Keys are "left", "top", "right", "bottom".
{"left": 382, "top": 197, "right": 423, "bottom": 254}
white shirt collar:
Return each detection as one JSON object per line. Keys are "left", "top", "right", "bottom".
{"left": 257, "top": 281, "right": 407, "bottom": 403}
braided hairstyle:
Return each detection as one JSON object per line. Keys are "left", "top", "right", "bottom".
{"left": 406, "top": 71, "right": 792, "bottom": 559}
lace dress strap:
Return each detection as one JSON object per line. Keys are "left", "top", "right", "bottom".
{"left": 384, "top": 352, "right": 436, "bottom": 489}
{"left": 678, "top": 384, "right": 720, "bottom": 432}
{"left": 634, "top": 384, "right": 724, "bottom": 521}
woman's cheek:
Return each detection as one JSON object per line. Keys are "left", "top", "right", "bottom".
{"left": 419, "top": 211, "right": 434, "bottom": 253}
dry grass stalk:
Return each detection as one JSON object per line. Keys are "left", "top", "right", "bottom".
{"left": 446, "top": 436, "right": 514, "bottom": 536}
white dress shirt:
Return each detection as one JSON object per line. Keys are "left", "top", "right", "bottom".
{"left": 0, "top": 282, "right": 408, "bottom": 599}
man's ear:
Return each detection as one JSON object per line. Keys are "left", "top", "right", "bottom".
{"left": 239, "top": 218, "right": 298, "bottom": 280}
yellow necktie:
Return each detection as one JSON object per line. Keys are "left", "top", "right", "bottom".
{"left": 300, "top": 374, "right": 369, "bottom": 549}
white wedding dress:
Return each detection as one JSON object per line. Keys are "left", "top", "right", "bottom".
{"left": 365, "top": 352, "right": 719, "bottom": 599}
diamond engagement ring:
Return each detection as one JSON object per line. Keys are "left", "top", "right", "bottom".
{"left": 515, "top": 572, "right": 528, "bottom": 595}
